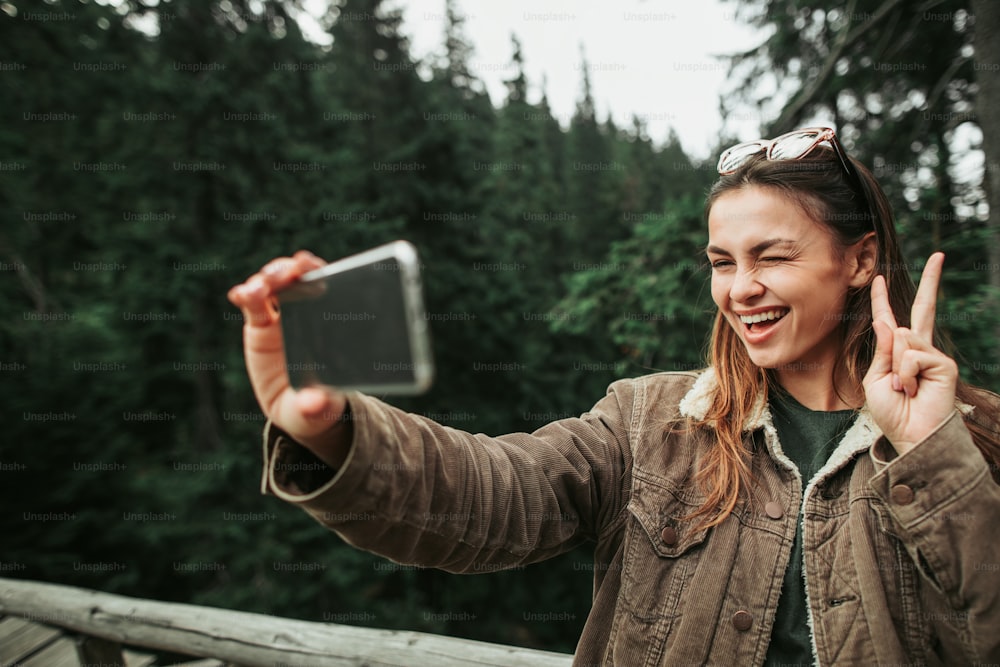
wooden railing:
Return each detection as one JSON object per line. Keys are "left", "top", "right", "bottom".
{"left": 0, "top": 577, "right": 574, "bottom": 667}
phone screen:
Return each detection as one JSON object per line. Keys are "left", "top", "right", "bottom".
{"left": 277, "top": 242, "right": 433, "bottom": 394}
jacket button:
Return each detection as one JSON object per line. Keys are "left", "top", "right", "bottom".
{"left": 890, "top": 484, "right": 915, "bottom": 505}
{"left": 660, "top": 526, "right": 678, "bottom": 546}
{"left": 732, "top": 610, "right": 753, "bottom": 631}
{"left": 764, "top": 501, "right": 784, "bottom": 520}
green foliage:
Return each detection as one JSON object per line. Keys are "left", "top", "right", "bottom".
{"left": 2, "top": 0, "right": 995, "bottom": 659}
{"left": 0, "top": 0, "right": 707, "bottom": 655}
{"left": 553, "top": 196, "right": 713, "bottom": 375}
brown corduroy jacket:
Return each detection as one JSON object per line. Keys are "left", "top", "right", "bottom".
{"left": 259, "top": 370, "right": 1000, "bottom": 666}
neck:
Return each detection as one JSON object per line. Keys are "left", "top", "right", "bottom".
{"left": 772, "top": 365, "right": 862, "bottom": 411}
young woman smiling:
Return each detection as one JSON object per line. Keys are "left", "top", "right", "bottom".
{"left": 229, "top": 127, "right": 1000, "bottom": 666}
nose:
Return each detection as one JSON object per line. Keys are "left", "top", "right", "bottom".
{"left": 729, "top": 265, "right": 765, "bottom": 303}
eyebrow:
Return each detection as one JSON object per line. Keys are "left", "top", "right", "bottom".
{"left": 705, "top": 238, "right": 798, "bottom": 256}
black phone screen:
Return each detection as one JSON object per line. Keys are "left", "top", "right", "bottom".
{"left": 277, "top": 248, "right": 432, "bottom": 394}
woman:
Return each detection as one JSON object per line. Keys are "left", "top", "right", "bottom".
{"left": 228, "top": 127, "right": 1000, "bottom": 666}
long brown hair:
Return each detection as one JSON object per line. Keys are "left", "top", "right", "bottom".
{"left": 685, "top": 147, "right": 1000, "bottom": 529}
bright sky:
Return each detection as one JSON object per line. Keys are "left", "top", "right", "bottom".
{"left": 400, "top": 0, "right": 766, "bottom": 160}
{"left": 388, "top": 2, "right": 987, "bottom": 200}
{"left": 301, "top": 0, "right": 766, "bottom": 161}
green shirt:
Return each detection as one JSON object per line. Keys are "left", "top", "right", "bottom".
{"left": 763, "top": 389, "right": 857, "bottom": 667}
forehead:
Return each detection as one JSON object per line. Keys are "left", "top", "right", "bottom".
{"left": 707, "top": 187, "right": 828, "bottom": 247}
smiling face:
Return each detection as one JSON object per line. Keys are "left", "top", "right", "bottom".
{"left": 707, "top": 186, "right": 874, "bottom": 381}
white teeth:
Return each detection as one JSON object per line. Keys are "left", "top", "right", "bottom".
{"left": 738, "top": 309, "right": 788, "bottom": 324}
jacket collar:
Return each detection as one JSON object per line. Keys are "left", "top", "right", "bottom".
{"left": 677, "top": 367, "right": 973, "bottom": 489}
{"left": 678, "top": 367, "right": 882, "bottom": 489}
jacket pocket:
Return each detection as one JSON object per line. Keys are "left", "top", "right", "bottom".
{"left": 619, "top": 473, "right": 710, "bottom": 622}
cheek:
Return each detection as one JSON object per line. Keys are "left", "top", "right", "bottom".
{"left": 796, "top": 285, "right": 848, "bottom": 331}
{"left": 710, "top": 274, "right": 728, "bottom": 307}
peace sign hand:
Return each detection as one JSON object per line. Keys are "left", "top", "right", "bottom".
{"left": 863, "top": 252, "right": 959, "bottom": 455}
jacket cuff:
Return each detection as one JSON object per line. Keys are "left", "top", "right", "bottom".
{"left": 868, "top": 436, "right": 896, "bottom": 474}
{"left": 259, "top": 393, "right": 379, "bottom": 504}
{"left": 869, "top": 410, "right": 987, "bottom": 527}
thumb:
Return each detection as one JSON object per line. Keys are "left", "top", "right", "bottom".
{"left": 295, "top": 387, "right": 345, "bottom": 422}
{"left": 271, "top": 385, "right": 349, "bottom": 445}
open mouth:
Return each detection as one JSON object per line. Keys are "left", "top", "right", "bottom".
{"left": 739, "top": 308, "right": 789, "bottom": 333}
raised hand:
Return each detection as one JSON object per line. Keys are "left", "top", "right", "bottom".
{"left": 862, "top": 252, "right": 959, "bottom": 455}
{"left": 227, "top": 251, "right": 352, "bottom": 468}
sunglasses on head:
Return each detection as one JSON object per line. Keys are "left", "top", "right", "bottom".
{"left": 716, "top": 126, "right": 876, "bottom": 228}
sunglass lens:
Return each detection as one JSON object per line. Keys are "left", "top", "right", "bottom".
{"left": 769, "top": 131, "right": 819, "bottom": 160}
{"left": 718, "top": 142, "right": 766, "bottom": 173}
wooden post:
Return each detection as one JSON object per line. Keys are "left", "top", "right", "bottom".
{"left": 75, "top": 636, "right": 125, "bottom": 667}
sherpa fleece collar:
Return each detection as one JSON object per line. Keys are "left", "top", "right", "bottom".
{"left": 676, "top": 366, "right": 973, "bottom": 488}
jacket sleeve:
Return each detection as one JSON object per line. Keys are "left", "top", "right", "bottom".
{"left": 258, "top": 381, "right": 635, "bottom": 573}
{"left": 869, "top": 409, "right": 1000, "bottom": 664}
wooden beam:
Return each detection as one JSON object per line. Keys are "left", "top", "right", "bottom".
{"left": 0, "top": 578, "right": 573, "bottom": 667}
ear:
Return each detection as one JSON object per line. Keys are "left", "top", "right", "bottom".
{"left": 847, "top": 232, "right": 878, "bottom": 288}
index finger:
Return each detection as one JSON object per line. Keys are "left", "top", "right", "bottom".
{"left": 869, "top": 273, "right": 897, "bottom": 330}
{"left": 910, "top": 252, "right": 944, "bottom": 340}
{"left": 258, "top": 250, "right": 327, "bottom": 291}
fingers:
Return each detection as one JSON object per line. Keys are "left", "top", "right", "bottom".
{"left": 227, "top": 251, "right": 327, "bottom": 328}
{"left": 869, "top": 274, "right": 898, "bottom": 331}
{"left": 888, "top": 328, "right": 958, "bottom": 398}
{"left": 910, "top": 252, "right": 944, "bottom": 341}
{"left": 226, "top": 251, "right": 350, "bottom": 449}
{"left": 227, "top": 250, "right": 328, "bottom": 421}
{"left": 240, "top": 309, "right": 347, "bottom": 437}
{"left": 228, "top": 277, "right": 276, "bottom": 327}
{"left": 258, "top": 250, "right": 327, "bottom": 290}
{"left": 867, "top": 318, "right": 894, "bottom": 381}
{"left": 892, "top": 327, "right": 914, "bottom": 396}
{"left": 897, "top": 332, "right": 958, "bottom": 398}
{"left": 867, "top": 252, "right": 946, "bottom": 390}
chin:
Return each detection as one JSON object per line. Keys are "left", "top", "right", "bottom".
{"left": 749, "top": 359, "right": 781, "bottom": 370}
{"left": 744, "top": 350, "right": 788, "bottom": 370}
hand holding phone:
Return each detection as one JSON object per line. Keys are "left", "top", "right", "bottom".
{"left": 227, "top": 250, "right": 352, "bottom": 468}
{"left": 276, "top": 241, "right": 434, "bottom": 395}
{"left": 227, "top": 242, "right": 435, "bottom": 467}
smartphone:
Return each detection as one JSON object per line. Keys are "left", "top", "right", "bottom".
{"left": 276, "top": 240, "right": 434, "bottom": 395}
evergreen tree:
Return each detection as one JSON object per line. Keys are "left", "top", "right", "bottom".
{"left": 565, "top": 48, "right": 628, "bottom": 261}
{"left": 0, "top": 0, "right": 809, "bottom": 657}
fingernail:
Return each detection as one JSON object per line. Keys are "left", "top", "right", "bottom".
{"left": 892, "top": 374, "right": 902, "bottom": 391}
